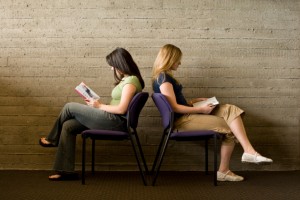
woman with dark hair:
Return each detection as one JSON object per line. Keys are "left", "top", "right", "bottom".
{"left": 39, "top": 47, "right": 144, "bottom": 181}
{"left": 107, "top": 48, "right": 144, "bottom": 89}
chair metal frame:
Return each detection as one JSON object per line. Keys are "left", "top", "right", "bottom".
{"left": 151, "top": 93, "right": 221, "bottom": 186}
{"left": 81, "top": 92, "right": 149, "bottom": 185}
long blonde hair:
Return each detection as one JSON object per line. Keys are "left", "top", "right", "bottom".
{"left": 152, "top": 44, "right": 182, "bottom": 82}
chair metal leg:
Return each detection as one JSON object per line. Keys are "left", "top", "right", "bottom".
{"left": 151, "top": 132, "right": 167, "bottom": 174}
{"left": 129, "top": 133, "right": 148, "bottom": 186}
{"left": 213, "top": 134, "right": 218, "bottom": 186}
{"left": 82, "top": 136, "right": 86, "bottom": 185}
{"left": 152, "top": 132, "right": 170, "bottom": 186}
{"left": 135, "top": 134, "right": 149, "bottom": 173}
{"left": 205, "top": 139, "right": 208, "bottom": 175}
{"left": 92, "top": 139, "right": 95, "bottom": 174}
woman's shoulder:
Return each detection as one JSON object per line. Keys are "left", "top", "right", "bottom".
{"left": 124, "top": 75, "right": 139, "bottom": 83}
{"left": 123, "top": 75, "right": 142, "bottom": 90}
{"left": 157, "top": 72, "right": 176, "bottom": 83}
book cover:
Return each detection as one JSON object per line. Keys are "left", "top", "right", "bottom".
{"left": 75, "top": 82, "right": 100, "bottom": 100}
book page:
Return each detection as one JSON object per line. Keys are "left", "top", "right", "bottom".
{"left": 193, "top": 96, "right": 219, "bottom": 107}
{"left": 75, "top": 82, "right": 100, "bottom": 100}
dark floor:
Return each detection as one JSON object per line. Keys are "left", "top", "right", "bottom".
{"left": 0, "top": 170, "right": 299, "bottom": 200}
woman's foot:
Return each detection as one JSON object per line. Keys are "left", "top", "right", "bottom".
{"left": 49, "top": 172, "right": 79, "bottom": 181}
{"left": 242, "top": 152, "right": 273, "bottom": 165}
{"left": 39, "top": 137, "right": 55, "bottom": 147}
{"left": 217, "top": 170, "right": 244, "bottom": 182}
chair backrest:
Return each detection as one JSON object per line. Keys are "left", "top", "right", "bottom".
{"left": 151, "top": 93, "right": 173, "bottom": 130}
{"left": 127, "top": 92, "right": 149, "bottom": 129}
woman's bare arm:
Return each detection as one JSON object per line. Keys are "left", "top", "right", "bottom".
{"left": 159, "top": 82, "right": 214, "bottom": 114}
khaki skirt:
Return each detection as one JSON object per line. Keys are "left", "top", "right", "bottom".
{"left": 174, "top": 104, "right": 244, "bottom": 144}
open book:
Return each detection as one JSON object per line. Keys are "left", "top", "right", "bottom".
{"left": 75, "top": 82, "right": 100, "bottom": 100}
{"left": 193, "top": 96, "right": 219, "bottom": 107}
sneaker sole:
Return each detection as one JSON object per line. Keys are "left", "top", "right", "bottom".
{"left": 217, "top": 178, "right": 244, "bottom": 182}
{"left": 242, "top": 161, "right": 273, "bottom": 165}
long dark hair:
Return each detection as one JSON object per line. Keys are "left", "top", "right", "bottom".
{"left": 106, "top": 47, "right": 145, "bottom": 89}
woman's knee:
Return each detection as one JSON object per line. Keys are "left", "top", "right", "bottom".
{"left": 222, "top": 133, "right": 238, "bottom": 145}
{"left": 62, "top": 119, "right": 82, "bottom": 134}
{"left": 63, "top": 102, "right": 79, "bottom": 110}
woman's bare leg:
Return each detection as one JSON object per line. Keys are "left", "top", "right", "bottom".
{"left": 218, "top": 143, "right": 235, "bottom": 173}
{"left": 218, "top": 143, "right": 244, "bottom": 181}
{"left": 228, "top": 115, "right": 272, "bottom": 164}
{"left": 218, "top": 115, "right": 272, "bottom": 180}
{"left": 228, "top": 116, "right": 256, "bottom": 154}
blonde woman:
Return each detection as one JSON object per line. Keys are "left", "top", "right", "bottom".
{"left": 152, "top": 44, "right": 272, "bottom": 182}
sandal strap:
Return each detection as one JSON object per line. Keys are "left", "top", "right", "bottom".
{"left": 225, "top": 170, "right": 231, "bottom": 175}
{"left": 218, "top": 170, "right": 231, "bottom": 179}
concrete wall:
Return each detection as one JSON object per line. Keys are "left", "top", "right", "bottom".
{"left": 0, "top": 0, "right": 299, "bottom": 171}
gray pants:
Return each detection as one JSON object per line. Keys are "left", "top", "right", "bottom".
{"left": 46, "top": 102, "right": 126, "bottom": 173}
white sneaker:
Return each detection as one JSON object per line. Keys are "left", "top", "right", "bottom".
{"left": 242, "top": 152, "right": 273, "bottom": 165}
{"left": 217, "top": 171, "right": 244, "bottom": 182}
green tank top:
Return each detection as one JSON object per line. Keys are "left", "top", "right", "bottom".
{"left": 110, "top": 76, "right": 142, "bottom": 105}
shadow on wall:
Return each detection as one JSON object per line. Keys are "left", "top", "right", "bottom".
{"left": 0, "top": 62, "right": 73, "bottom": 146}
{"left": 240, "top": 111, "right": 295, "bottom": 170}
{"left": 0, "top": 62, "right": 85, "bottom": 169}
{"left": 0, "top": 84, "right": 48, "bottom": 143}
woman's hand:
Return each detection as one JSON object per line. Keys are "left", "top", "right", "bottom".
{"left": 85, "top": 99, "right": 102, "bottom": 108}
{"left": 196, "top": 104, "right": 216, "bottom": 114}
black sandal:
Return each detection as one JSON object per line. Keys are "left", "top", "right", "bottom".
{"left": 39, "top": 138, "right": 55, "bottom": 147}
{"left": 48, "top": 172, "right": 79, "bottom": 181}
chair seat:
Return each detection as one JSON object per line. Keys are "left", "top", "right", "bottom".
{"left": 170, "top": 130, "right": 216, "bottom": 141}
{"left": 81, "top": 92, "right": 149, "bottom": 185}
{"left": 151, "top": 93, "right": 220, "bottom": 186}
{"left": 82, "top": 130, "right": 129, "bottom": 140}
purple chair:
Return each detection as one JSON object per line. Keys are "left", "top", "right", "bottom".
{"left": 151, "top": 93, "right": 221, "bottom": 186}
{"left": 81, "top": 92, "right": 149, "bottom": 185}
